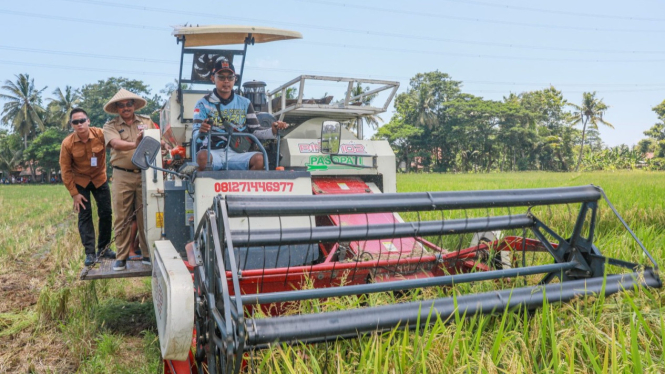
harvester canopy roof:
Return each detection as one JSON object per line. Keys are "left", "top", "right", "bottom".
{"left": 173, "top": 25, "right": 302, "bottom": 47}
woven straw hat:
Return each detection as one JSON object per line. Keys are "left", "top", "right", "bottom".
{"left": 103, "top": 88, "right": 148, "bottom": 114}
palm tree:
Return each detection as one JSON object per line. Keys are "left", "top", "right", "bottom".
{"left": 350, "top": 83, "right": 384, "bottom": 135}
{"left": 0, "top": 133, "right": 23, "bottom": 179}
{"left": 0, "top": 74, "right": 47, "bottom": 149}
{"left": 543, "top": 135, "right": 568, "bottom": 171}
{"left": 48, "top": 86, "right": 80, "bottom": 130}
{"left": 458, "top": 149, "right": 479, "bottom": 172}
{"left": 569, "top": 92, "right": 613, "bottom": 172}
{"left": 285, "top": 87, "right": 298, "bottom": 100}
{"left": 412, "top": 86, "right": 438, "bottom": 130}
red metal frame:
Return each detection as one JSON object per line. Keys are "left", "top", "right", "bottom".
{"left": 163, "top": 350, "right": 196, "bottom": 374}
{"left": 225, "top": 235, "right": 551, "bottom": 295}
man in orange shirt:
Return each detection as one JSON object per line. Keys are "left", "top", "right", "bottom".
{"left": 59, "top": 108, "right": 115, "bottom": 266}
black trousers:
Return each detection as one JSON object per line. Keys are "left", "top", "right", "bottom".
{"left": 76, "top": 182, "right": 113, "bottom": 255}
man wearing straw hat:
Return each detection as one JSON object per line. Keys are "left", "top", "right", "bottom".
{"left": 103, "top": 89, "right": 157, "bottom": 271}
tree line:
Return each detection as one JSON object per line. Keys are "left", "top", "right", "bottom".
{"left": 373, "top": 71, "right": 665, "bottom": 172}
{"left": 1, "top": 71, "right": 664, "bottom": 179}
{"left": 639, "top": 101, "right": 665, "bottom": 163}
{"left": 0, "top": 74, "right": 175, "bottom": 181}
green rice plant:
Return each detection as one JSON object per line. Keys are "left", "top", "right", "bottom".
{"left": 0, "top": 310, "right": 38, "bottom": 338}
{"left": 96, "top": 333, "right": 121, "bottom": 357}
{"left": 94, "top": 298, "right": 156, "bottom": 335}
{"left": 36, "top": 282, "right": 71, "bottom": 322}
{"left": 141, "top": 330, "right": 164, "bottom": 372}
{"left": 4, "top": 174, "right": 665, "bottom": 372}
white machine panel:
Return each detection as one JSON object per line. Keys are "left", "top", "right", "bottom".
{"left": 153, "top": 240, "right": 194, "bottom": 361}
{"left": 142, "top": 129, "right": 166, "bottom": 261}
{"left": 280, "top": 118, "right": 396, "bottom": 193}
{"left": 194, "top": 174, "right": 314, "bottom": 231}
{"left": 166, "top": 91, "right": 204, "bottom": 145}
{"left": 282, "top": 139, "right": 396, "bottom": 193}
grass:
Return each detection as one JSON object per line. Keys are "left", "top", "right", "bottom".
{"left": 1, "top": 171, "right": 664, "bottom": 373}
{"left": 251, "top": 171, "right": 665, "bottom": 373}
{"left": 0, "top": 184, "right": 160, "bottom": 373}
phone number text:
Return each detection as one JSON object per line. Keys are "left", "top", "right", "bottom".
{"left": 214, "top": 181, "right": 294, "bottom": 193}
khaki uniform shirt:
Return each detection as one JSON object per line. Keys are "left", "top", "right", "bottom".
{"left": 103, "top": 114, "right": 157, "bottom": 170}
{"left": 59, "top": 127, "right": 107, "bottom": 197}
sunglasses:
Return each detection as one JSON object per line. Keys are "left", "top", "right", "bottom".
{"left": 215, "top": 74, "right": 235, "bottom": 82}
{"left": 116, "top": 100, "right": 134, "bottom": 109}
{"left": 71, "top": 118, "right": 88, "bottom": 125}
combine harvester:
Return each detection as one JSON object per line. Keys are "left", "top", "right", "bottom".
{"left": 84, "top": 25, "right": 662, "bottom": 373}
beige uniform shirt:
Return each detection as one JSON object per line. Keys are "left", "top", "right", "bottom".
{"left": 103, "top": 114, "right": 157, "bottom": 170}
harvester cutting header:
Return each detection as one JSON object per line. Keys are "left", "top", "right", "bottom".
{"left": 83, "top": 25, "right": 661, "bottom": 374}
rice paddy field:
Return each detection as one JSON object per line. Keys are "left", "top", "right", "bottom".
{"left": 1, "top": 171, "right": 665, "bottom": 373}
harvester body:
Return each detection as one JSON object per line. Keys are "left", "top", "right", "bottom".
{"left": 98, "top": 25, "right": 661, "bottom": 374}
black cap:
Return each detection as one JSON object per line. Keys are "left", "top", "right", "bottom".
{"left": 213, "top": 57, "right": 235, "bottom": 75}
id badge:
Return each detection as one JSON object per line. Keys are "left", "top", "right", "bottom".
{"left": 138, "top": 125, "right": 146, "bottom": 131}
{"left": 91, "top": 157, "right": 98, "bottom": 167}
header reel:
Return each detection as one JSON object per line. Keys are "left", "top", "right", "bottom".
{"left": 189, "top": 185, "right": 660, "bottom": 373}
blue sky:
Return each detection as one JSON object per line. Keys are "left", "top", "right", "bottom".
{"left": 1, "top": 0, "right": 664, "bottom": 146}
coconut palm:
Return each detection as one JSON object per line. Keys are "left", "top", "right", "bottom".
{"left": 285, "top": 87, "right": 298, "bottom": 100}
{"left": 48, "top": 86, "right": 80, "bottom": 130}
{"left": 0, "top": 150, "right": 22, "bottom": 181}
{"left": 413, "top": 86, "right": 437, "bottom": 129}
{"left": 457, "top": 149, "right": 479, "bottom": 172}
{"left": 0, "top": 74, "right": 47, "bottom": 149}
{"left": 543, "top": 135, "right": 568, "bottom": 171}
{"left": 0, "top": 132, "right": 23, "bottom": 179}
{"left": 274, "top": 87, "right": 298, "bottom": 100}
{"left": 350, "top": 83, "right": 384, "bottom": 134}
{"left": 569, "top": 92, "right": 613, "bottom": 172}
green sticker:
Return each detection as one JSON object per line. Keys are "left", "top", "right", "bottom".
{"left": 306, "top": 155, "right": 365, "bottom": 171}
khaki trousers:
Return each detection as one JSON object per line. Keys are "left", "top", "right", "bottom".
{"left": 111, "top": 170, "right": 147, "bottom": 260}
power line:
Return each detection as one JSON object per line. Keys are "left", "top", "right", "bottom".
{"left": 54, "top": 0, "right": 665, "bottom": 55}
{"left": 437, "top": 0, "right": 665, "bottom": 23}
{"left": 0, "top": 61, "right": 662, "bottom": 99}
{"left": 1, "top": 59, "right": 664, "bottom": 95}
{"left": 0, "top": 9, "right": 168, "bottom": 32}
{"left": 471, "top": 87, "right": 665, "bottom": 94}
{"left": 3, "top": 45, "right": 665, "bottom": 88}
{"left": 0, "top": 59, "right": 367, "bottom": 88}
{"left": 302, "top": 41, "right": 665, "bottom": 64}
{"left": 0, "top": 45, "right": 176, "bottom": 65}
{"left": 5, "top": 9, "right": 665, "bottom": 64}
{"left": 0, "top": 59, "right": 173, "bottom": 77}
{"left": 463, "top": 81, "right": 665, "bottom": 88}
{"left": 297, "top": 0, "right": 665, "bottom": 34}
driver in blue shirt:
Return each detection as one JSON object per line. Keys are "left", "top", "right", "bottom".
{"left": 192, "top": 57, "right": 288, "bottom": 171}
